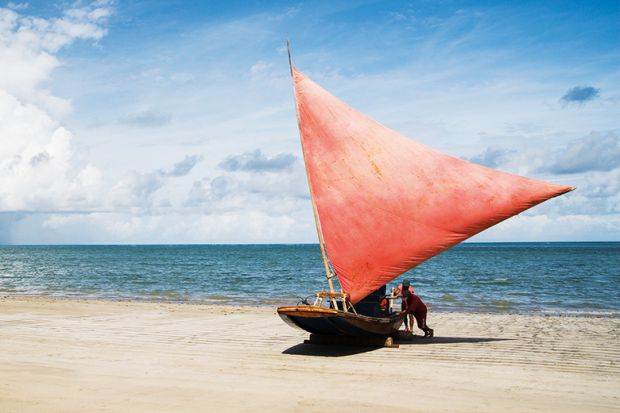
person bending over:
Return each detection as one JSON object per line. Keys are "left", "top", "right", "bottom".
{"left": 394, "top": 279, "right": 434, "bottom": 337}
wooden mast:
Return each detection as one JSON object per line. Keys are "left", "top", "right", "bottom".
{"left": 287, "top": 41, "right": 341, "bottom": 310}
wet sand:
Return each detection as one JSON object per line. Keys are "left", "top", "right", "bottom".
{"left": 0, "top": 296, "right": 618, "bottom": 412}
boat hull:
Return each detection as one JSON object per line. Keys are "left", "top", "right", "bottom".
{"left": 277, "top": 305, "right": 405, "bottom": 337}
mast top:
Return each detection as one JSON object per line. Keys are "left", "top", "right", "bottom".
{"left": 287, "top": 40, "right": 293, "bottom": 77}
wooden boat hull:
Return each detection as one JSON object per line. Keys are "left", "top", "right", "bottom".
{"left": 277, "top": 305, "right": 405, "bottom": 337}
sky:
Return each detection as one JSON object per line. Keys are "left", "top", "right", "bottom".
{"left": 0, "top": 0, "right": 619, "bottom": 244}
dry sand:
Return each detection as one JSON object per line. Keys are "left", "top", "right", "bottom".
{"left": 0, "top": 296, "right": 618, "bottom": 412}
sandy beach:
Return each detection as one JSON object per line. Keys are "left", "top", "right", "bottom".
{"left": 0, "top": 296, "right": 618, "bottom": 412}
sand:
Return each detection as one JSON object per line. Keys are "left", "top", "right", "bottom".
{"left": 0, "top": 296, "right": 618, "bottom": 412}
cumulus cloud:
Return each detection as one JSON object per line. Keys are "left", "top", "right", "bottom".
{"left": 7, "top": 209, "right": 309, "bottom": 244}
{"left": 560, "top": 86, "right": 600, "bottom": 104}
{"left": 159, "top": 154, "right": 201, "bottom": 177}
{"left": 468, "top": 132, "right": 620, "bottom": 177}
{"left": 0, "top": 2, "right": 111, "bottom": 111}
{"left": 219, "top": 149, "right": 296, "bottom": 172}
{"left": 0, "top": 3, "right": 112, "bottom": 214}
{"left": 0, "top": 90, "right": 103, "bottom": 211}
{"left": 109, "top": 171, "right": 164, "bottom": 208}
{"left": 186, "top": 152, "right": 309, "bottom": 218}
{"left": 583, "top": 168, "right": 620, "bottom": 199}
{"left": 456, "top": 131, "right": 620, "bottom": 222}
{"left": 474, "top": 213, "right": 620, "bottom": 242}
{"left": 467, "top": 146, "right": 516, "bottom": 168}
{"left": 109, "top": 155, "right": 203, "bottom": 209}
{"left": 187, "top": 170, "right": 309, "bottom": 208}
{"left": 548, "top": 132, "right": 620, "bottom": 174}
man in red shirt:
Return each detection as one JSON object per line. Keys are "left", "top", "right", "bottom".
{"left": 394, "top": 279, "right": 433, "bottom": 337}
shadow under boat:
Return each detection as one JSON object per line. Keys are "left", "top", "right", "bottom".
{"left": 282, "top": 333, "right": 513, "bottom": 357}
{"left": 283, "top": 341, "right": 379, "bottom": 357}
{"left": 396, "top": 333, "right": 514, "bottom": 346}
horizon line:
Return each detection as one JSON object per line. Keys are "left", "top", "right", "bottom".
{"left": 1, "top": 241, "right": 618, "bottom": 247}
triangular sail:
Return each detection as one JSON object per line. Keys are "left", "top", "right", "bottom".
{"left": 292, "top": 67, "right": 573, "bottom": 305}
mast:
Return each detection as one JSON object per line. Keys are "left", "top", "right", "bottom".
{"left": 287, "top": 42, "right": 340, "bottom": 308}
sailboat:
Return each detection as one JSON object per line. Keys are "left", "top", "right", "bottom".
{"left": 277, "top": 47, "right": 573, "bottom": 338}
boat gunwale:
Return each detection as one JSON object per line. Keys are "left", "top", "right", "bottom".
{"left": 277, "top": 305, "right": 404, "bottom": 324}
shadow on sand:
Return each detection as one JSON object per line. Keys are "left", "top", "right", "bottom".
{"left": 397, "top": 335, "right": 513, "bottom": 345}
{"left": 283, "top": 342, "right": 379, "bottom": 356}
{"left": 282, "top": 335, "right": 513, "bottom": 357}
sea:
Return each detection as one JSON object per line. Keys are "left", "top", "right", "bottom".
{"left": 0, "top": 242, "right": 618, "bottom": 316}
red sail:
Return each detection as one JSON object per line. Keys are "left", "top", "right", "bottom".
{"left": 292, "top": 68, "right": 573, "bottom": 304}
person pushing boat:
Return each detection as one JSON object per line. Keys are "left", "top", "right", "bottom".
{"left": 393, "top": 279, "right": 433, "bottom": 337}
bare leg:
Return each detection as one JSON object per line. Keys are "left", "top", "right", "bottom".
{"left": 416, "top": 314, "right": 434, "bottom": 337}
{"left": 404, "top": 314, "right": 412, "bottom": 332}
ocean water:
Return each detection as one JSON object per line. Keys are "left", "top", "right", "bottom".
{"left": 0, "top": 243, "right": 618, "bottom": 315}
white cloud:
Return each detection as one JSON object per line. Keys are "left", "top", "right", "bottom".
{"left": 161, "top": 155, "right": 202, "bottom": 177}
{"left": 6, "top": 208, "right": 314, "bottom": 244}
{"left": 219, "top": 149, "right": 296, "bottom": 172}
{"left": 0, "top": 3, "right": 111, "bottom": 110}
{"left": 584, "top": 168, "right": 620, "bottom": 199}
{"left": 547, "top": 132, "right": 620, "bottom": 174}
{"left": 186, "top": 156, "right": 309, "bottom": 213}
{"left": 465, "top": 131, "right": 620, "bottom": 220}
{"left": 474, "top": 213, "right": 620, "bottom": 242}
{"left": 0, "top": 2, "right": 112, "bottom": 216}
{"left": 466, "top": 146, "right": 516, "bottom": 168}
{"left": 0, "top": 89, "right": 101, "bottom": 211}
{"left": 106, "top": 155, "right": 202, "bottom": 209}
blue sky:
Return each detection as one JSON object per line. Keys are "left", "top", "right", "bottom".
{"left": 0, "top": 0, "right": 619, "bottom": 243}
